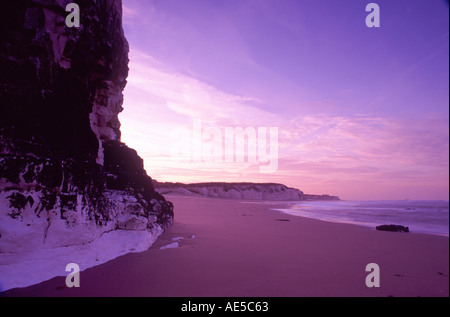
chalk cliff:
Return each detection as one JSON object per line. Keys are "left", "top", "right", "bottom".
{"left": 0, "top": 0, "right": 173, "bottom": 290}
{"left": 154, "top": 181, "right": 340, "bottom": 201}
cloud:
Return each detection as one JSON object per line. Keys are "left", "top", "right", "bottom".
{"left": 121, "top": 53, "right": 448, "bottom": 196}
{"left": 118, "top": 2, "right": 449, "bottom": 199}
{"left": 123, "top": 50, "right": 279, "bottom": 125}
{"left": 282, "top": 114, "right": 448, "bottom": 166}
{"left": 122, "top": 3, "right": 139, "bottom": 18}
{"left": 120, "top": 49, "right": 285, "bottom": 178}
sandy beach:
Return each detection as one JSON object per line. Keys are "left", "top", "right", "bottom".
{"left": 2, "top": 195, "right": 448, "bottom": 297}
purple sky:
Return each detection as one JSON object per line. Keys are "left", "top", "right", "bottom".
{"left": 120, "top": 0, "right": 449, "bottom": 200}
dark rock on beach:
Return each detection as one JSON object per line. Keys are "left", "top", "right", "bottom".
{"left": 376, "top": 224, "right": 410, "bottom": 233}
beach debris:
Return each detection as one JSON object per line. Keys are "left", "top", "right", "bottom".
{"left": 171, "top": 237, "right": 184, "bottom": 241}
{"left": 376, "top": 224, "right": 409, "bottom": 232}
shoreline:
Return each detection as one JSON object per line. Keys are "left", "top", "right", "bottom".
{"left": 2, "top": 195, "right": 448, "bottom": 297}
{"left": 274, "top": 199, "right": 449, "bottom": 238}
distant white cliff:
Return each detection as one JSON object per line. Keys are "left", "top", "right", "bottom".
{"left": 154, "top": 181, "right": 339, "bottom": 201}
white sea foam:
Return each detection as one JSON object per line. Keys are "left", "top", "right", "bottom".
{"left": 274, "top": 200, "right": 449, "bottom": 236}
{"left": 160, "top": 242, "right": 179, "bottom": 250}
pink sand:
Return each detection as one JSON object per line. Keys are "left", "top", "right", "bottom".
{"left": 3, "top": 196, "right": 449, "bottom": 297}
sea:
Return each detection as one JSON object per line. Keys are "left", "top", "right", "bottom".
{"left": 275, "top": 200, "right": 449, "bottom": 237}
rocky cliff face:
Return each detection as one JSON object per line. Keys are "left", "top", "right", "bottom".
{"left": 0, "top": 0, "right": 173, "bottom": 289}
